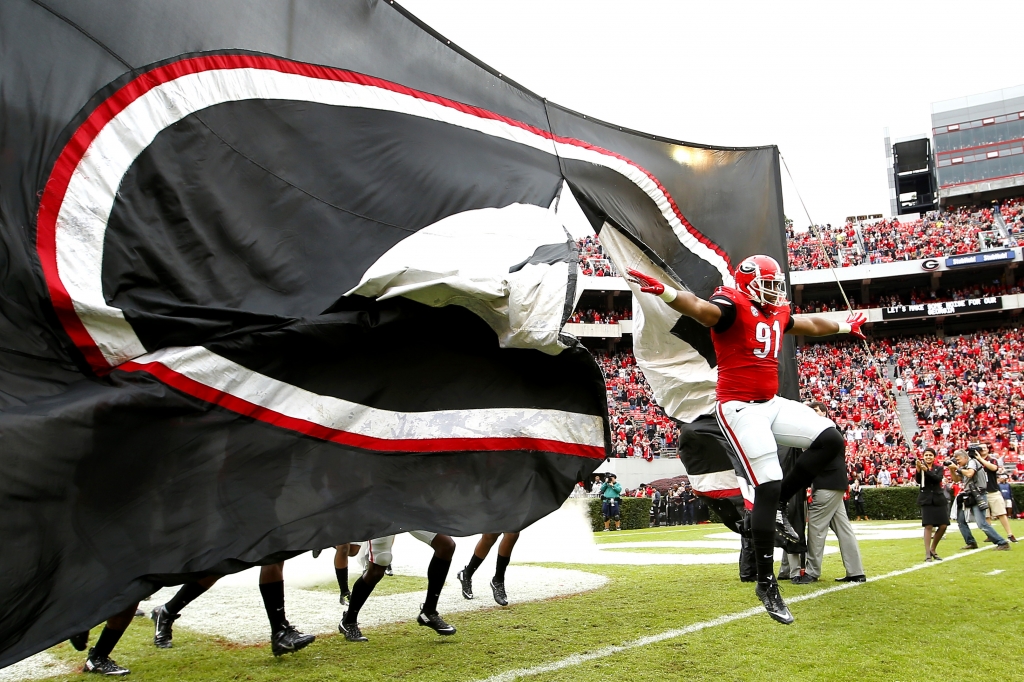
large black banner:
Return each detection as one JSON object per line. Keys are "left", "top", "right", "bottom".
{"left": 0, "top": 0, "right": 785, "bottom": 664}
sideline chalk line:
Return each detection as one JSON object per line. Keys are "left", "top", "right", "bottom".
{"left": 478, "top": 545, "right": 996, "bottom": 682}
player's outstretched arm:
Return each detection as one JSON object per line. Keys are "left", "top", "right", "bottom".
{"left": 627, "top": 269, "right": 722, "bottom": 327}
{"left": 789, "top": 312, "right": 866, "bottom": 338}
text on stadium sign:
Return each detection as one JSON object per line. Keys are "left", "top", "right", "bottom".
{"left": 881, "top": 296, "right": 1002, "bottom": 320}
{"left": 944, "top": 249, "right": 1015, "bottom": 268}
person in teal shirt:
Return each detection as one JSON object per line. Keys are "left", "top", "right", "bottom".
{"left": 600, "top": 474, "right": 623, "bottom": 531}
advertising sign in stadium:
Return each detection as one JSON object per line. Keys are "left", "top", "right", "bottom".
{"left": 944, "top": 249, "right": 1015, "bottom": 268}
{"left": 881, "top": 296, "right": 1003, "bottom": 320}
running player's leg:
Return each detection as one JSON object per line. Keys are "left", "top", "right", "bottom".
{"left": 490, "top": 532, "right": 519, "bottom": 606}
{"left": 83, "top": 601, "right": 139, "bottom": 676}
{"left": 716, "top": 400, "right": 792, "bottom": 624}
{"left": 152, "top": 574, "right": 220, "bottom": 648}
{"left": 770, "top": 397, "right": 844, "bottom": 504}
{"left": 335, "top": 544, "right": 356, "bottom": 603}
{"left": 458, "top": 533, "right": 500, "bottom": 599}
{"left": 340, "top": 537, "right": 391, "bottom": 641}
{"left": 260, "top": 562, "right": 315, "bottom": 655}
{"left": 411, "top": 531, "right": 457, "bottom": 634}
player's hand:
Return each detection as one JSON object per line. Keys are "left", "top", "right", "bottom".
{"left": 846, "top": 312, "right": 867, "bottom": 340}
{"left": 626, "top": 269, "right": 665, "bottom": 295}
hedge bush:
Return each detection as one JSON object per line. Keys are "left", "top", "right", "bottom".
{"left": 1011, "top": 484, "right": 1024, "bottom": 517}
{"left": 587, "top": 497, "right": 652, "bottom": 531}
{"left": 861, "top": 485, "right": 921, "bottom": 520}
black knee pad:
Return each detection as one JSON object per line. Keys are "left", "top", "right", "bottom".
{"left": 613, "top": 514, "right": 621, "bottom": 522}
{"left": 812, "top": 427, "right": 845, "bottom": 457}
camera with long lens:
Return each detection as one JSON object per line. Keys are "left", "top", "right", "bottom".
{"left": 967, "top": 444, "right": 983, "bottom": 459}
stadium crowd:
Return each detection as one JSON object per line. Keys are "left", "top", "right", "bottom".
{"left": 588, "top": 333, "right": 1024, "bottom": 486}
{"left": 595, "top": 351, "right": 678, "bottom": 460}
{"left": 798, "top": 329, "right": 1024, "bottom": 485}
{"left": 567, "top": 308, "right": 632, "bottom": 324}
{"left": 577, "top": 235, "right": 619, "bottom": 277}
{"left": 787, "top": 198, "right": 1024, "bottom": 271}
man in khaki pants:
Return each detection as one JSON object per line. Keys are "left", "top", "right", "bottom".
{"left": 784, "top": 402, "right": 865, "bottom": 584}
{"left": 979, "top": 446, "right": 1017, "bottom": 543}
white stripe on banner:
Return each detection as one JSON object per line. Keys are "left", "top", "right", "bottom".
{"left": 477, "top": 545, "right": 996, "bottom": 682}
{"left": 128, "top": 346, "right": 605, "bottom": 447}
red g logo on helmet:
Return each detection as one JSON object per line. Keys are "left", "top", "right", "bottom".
{"left": 734, "top": 255, "right": 787, "bottom": 307}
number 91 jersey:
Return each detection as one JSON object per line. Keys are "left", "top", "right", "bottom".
{"left": 708, "top": 286, "right": 793, "bottom": 403}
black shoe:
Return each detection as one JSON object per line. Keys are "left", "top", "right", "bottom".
{"left": 775, "top": 510, "right": 801, "bottom": 546}
{"left": 740, "top": 576, "right": 757, "bottom": 583}
{"left": 417, "top": 607, "right": 456, "bottom": 636}
{"left": 790, "top": 574, "right": 818, "bottom": 585}
{"left": 755, "top": 578, "right": 794, "bottom": 625}
{"left": 338, "top": 614, "right": 368, "bottom": 642}
{"left": 270, "top": 622, "right": 315, "bottom": 656}
{"left": 930, "top": 553, "right": 942, "bottom": 561}
{"left": 490, "top": 579, "right": 508, "bottom": 606}
{"left": 775, "top": 573, "right": 790, "bottom": 581}
{"left": 83, "top": 648, "right": 130, "bottom": 676}
{"left": 457, "top": 569, "right": 474, "bottom": 600}
{"left": 69, "top": 631, "right": 89, "bottom": 651}
{"left": 834, "top": 575, "right": 866, "bottom": 583}
{"left": 151, "top": 606, "right": 178, "bottom": 649}
{"left": 384, "top": 564, "right": 394, "bottom": 576}
{"left": 339, "top": 590, "right": 351, "bottom": 606}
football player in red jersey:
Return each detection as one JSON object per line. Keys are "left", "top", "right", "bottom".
{"left": 629, "top": 256, "right": 865, "bottom": 625}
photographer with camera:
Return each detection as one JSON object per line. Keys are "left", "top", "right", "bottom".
{"left": 949, "top": 448, "right": 1010, "bottom": 551}
{"left": 977, "top": 445, "right": 1017, "bottom": 543}
{"left": 600, "top": 474, "right": 623, "bottom": 532}
{"left": 915, "top": 447, "right": 949, "bottom": 561}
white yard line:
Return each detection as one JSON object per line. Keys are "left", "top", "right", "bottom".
{"left": 478, "top": 545, "right": 996, "bottom": 682}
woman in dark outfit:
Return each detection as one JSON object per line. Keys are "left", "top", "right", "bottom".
{"left": 916, "top": 448, "right": 949, "bottom": 561}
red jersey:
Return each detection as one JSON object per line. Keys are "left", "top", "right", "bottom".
{"left": 709, "top": 286, "right": 792, "bottom": 403}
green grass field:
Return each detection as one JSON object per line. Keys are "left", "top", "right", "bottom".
{"left": 21, "top": 520, "right": 1024, "bottom": 682}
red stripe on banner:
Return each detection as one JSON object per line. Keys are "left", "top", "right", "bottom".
{"left": 120, "top": 360, "right": 606, "bottom": 459}
{"left": 36, "top": 53, "right": 727, "bottom": 371}
{"left": 693, "top": 488, "right": 742, "bottom": 499}
{"left": 716, "top": 402, "right": 759, "bottom": 487}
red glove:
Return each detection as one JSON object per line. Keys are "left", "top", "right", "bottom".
{"left": 627, "top": 269, "right": 665, "bottom": 296}
{"left": 846, "top": 312, "right": 867, "bottom": 340}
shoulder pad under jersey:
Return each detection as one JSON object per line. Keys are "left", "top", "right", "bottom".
{"left": 710, "top": 286, "right": 744, "bottom": 304}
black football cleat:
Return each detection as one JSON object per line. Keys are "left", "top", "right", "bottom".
{"left": 417, "top": 607, "right": 456, "bottom": 636}
{"left": 339, "top": 589, "right": 351, "bottom": 606}
{"left": 755, "top": 577, "right": 794, "bottom": 625}
{"left": 384, "top": 564, "right": 394, "bottom": 576}
{"left": 83, "top": 648, "right": 130, "bottom": 676}
{"left": 775, "top": 510, "right": 801, "bottom": 546}
{"left": 790, "top": 574, "right": 818, "bottom": 585}
{"left": 338, "top": 614, "right": 368, "bottom": 642}
{"left": 457, "top": 569, "right": 474, "bottom": 600}
{"left": 69, "top": 631, "right": 89, "bottom": 652}
{"left": 490, "top": 579, "right": 508, "bottom": 606}
{"left": 270, "top": 622, "right": 315, "bottom": 656}
{"left": 151, "top": 606, "right": 178, "bottom": 649}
